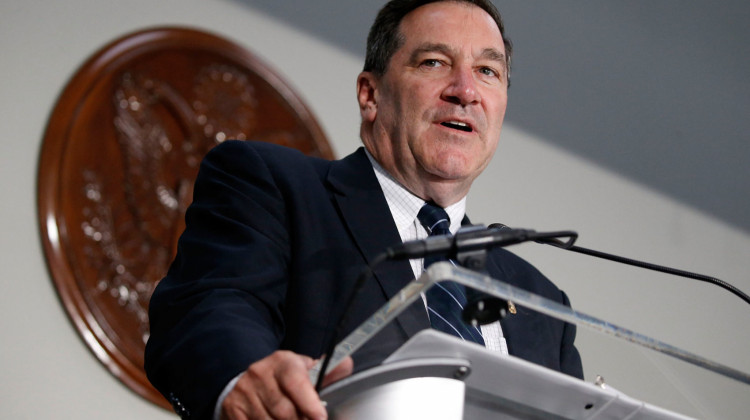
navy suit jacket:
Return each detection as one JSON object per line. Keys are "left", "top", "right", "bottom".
{"left": 145, "top": 140, "right": 583, "bottom": 419}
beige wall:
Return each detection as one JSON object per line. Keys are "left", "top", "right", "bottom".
{"left": 1, "top": 0, "right": 748, "bottom": 418}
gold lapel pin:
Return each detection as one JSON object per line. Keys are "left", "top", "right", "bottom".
{"left": 508, "top": 301, "right": 517, "bottom": 315}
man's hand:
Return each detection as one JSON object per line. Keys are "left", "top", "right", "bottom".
{"left": 220, "top": 350, "right": 353, "bottom": 420}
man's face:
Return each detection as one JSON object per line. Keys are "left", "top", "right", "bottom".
{"left": 359, "top": 2, "right": 509, "bottom": 204}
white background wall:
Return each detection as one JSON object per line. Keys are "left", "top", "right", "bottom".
{"left": 1, "top": 1, "right": 748, "bottom": 419}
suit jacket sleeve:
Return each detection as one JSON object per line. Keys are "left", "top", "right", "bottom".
{"left": 560, "top": 291, "right": 584, "bottom": 379}
{"left": 145, "top": 141, "right": 294, "bottom": 419}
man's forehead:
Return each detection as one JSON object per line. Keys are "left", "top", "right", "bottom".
{"left": 398, "top": 2, "right": 505, "bottom": 53}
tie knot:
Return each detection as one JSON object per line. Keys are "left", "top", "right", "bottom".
{"left": 418, "top": 202, "right": 451, "bottom": 236}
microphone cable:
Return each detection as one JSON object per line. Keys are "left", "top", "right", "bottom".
{"left": 489, "top": 223, "right": 750, "bottom": 306}
{"left": 314, "top": 252, "right": 388, "bottom": 391}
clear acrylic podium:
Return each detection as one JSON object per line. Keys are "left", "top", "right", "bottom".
{"left": 313, "top": 262, "right": 750, "bottom": 419}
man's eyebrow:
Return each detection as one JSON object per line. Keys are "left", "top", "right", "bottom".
{"left": 408, "top": 43, "right": 507, "bottom": 66}
{"left": 407, "top": 43, "right": 454, "bottom": 64}
{"left": 479, "top": 48, "right": 507, "bottom": 65}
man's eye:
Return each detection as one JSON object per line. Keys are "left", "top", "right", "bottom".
{"left": 421, "top": 59, "right": 442, "bottom": 68}
{"left": 479, "top": 67, "right": 499, "bottom": 78}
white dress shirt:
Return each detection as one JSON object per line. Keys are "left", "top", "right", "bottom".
{"left": 366, "top": 151, "right": 508, "bottom": 355}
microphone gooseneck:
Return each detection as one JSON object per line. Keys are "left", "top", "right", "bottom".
{"left": 387, "top": 225, "right": 578, "bottom": 261}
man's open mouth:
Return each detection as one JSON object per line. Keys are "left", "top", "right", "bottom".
{"left": 440, "top": 121, "right": 473, "bottom": 133}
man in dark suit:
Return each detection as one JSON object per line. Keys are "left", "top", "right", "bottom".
{"left": 145, "top": 1, "right": 583, "bottom": 419}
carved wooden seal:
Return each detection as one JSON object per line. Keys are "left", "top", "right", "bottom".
{"left": 37, "top": 27, "right": 333, "bottom": 409}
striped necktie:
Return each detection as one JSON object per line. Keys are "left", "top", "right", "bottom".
{"left": 418, "top": 203, "right": 485, "bottom": 345}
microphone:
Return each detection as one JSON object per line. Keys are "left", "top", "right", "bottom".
{"left": 385, "top": 225, "right": 573, "bottom": 260}
{"left": 489, "top": 223, "right": 750, "bottom": 306}
{"left": 386, "top": 225, "right": 579, "bottom": 326}
{"left": 315, "top": 225, "right": 578, "bottom": 390}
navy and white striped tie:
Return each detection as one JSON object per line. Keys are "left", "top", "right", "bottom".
{"left": 418, "top": 203, "right": 485, "bottom": 345}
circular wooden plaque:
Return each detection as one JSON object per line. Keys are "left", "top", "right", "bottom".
{"left": 37, "top": 27, "right": 334, "bottom": 409}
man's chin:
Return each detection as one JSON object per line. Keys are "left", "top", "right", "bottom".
{"left": 422, "top": 157, "right": 477, "bottom": 181}
{"left": 421, "top": 167, "right": 477, "bottom": 189}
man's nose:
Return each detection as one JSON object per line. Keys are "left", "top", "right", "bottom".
{"left": 441, "top": 67, "right": 481, "bottom": 106}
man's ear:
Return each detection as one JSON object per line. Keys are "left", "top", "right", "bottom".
{"left": 357, "top": 71, "right": 378, "bottom": 123}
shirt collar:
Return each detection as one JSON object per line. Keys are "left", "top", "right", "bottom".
{"left": 365, "top": 149, "right": 466, "bottom": 235}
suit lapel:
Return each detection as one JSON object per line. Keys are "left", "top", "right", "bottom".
{"left": 326, "top": 148, "right": 429, "bottom": 337}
